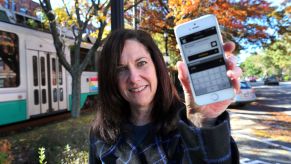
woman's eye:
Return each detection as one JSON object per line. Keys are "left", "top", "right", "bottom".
{"left": 137, "top": 61, "right": 147, "bottom": 67}
{"left": 117, "top": 66, "right": 128, "bottom": 73}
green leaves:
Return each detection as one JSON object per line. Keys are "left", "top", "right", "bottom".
{"left": 38, "top": 144, "right": 89, "bottom": 163}
{"left": 241, "top": 33, "right": 291, "bottom": 79}
{"left": 38, "top": 147, "right": 47, "bottom": 164}
{"left": 240, "top": 55, "right": 264, "bottom": 77}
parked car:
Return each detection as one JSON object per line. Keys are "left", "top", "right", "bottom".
{"left": 256, "top": 77, "right": 263, "bottom": 82}
{"left": 232, "top": 81, "right": 256, "bottom": 106}
{"left": 244, "top": 76, "right": 257, "bottom": 82}
{"left": 264, "top": 76, "right": 279, "bottom": 85}
{"left": 249, "top": 76, "right": 257, "bottom": 82}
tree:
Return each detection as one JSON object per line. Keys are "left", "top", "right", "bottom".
{"left": 264, "top": 33, "right": 291, "bottom": 78}
{"left": 39, "top": 0, "right": 110, "bottom": 117}
{"left": 241, "top": 32, "right": 290, "bottom": 78}
{"left": 131, "top": 0, "right": 282, "bottom": 52}
{"left": 267, "top": 1, "right": 291, "bottom": 43}
{"left": 240, "top": 55, "right": 263, "bottom": 77}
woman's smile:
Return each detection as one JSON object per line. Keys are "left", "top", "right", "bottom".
{"left": 129, "top": 85, "right": 148, "bottom": 93}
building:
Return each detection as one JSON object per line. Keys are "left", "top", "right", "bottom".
{"left": 0, "top": 0, "right": 40, "bottom": 16}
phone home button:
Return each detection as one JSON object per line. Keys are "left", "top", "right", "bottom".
{"left": 210, "top": 93, "right": 219, "bottom": 101}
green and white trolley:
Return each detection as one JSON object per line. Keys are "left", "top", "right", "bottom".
{"left": 0, "top": 7, "right": 98, "bottom": 126}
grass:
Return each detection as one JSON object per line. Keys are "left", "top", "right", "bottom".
{"left": 0, "top": 110, "right": 96, "bottom": 163}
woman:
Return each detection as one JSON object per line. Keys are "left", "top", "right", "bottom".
{"left": 90, "top": 29, "right": 241, "bottom": 163}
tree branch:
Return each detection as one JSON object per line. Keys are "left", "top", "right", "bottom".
{"left": 75, "top": 0, "right": 82, "bottom": 28}
{"left": 80, "top": 1, "right": 110, "bottom": 71}
{"left": 39, "top": 0, "right": 72, "bottom": 74}
{"left": 157, "top": 0, "right": 169, "bottom": 14}
{"left": 61, "top": 0, "right": 71, "bottom": 18}
{"left": 124, "top": 0, "right": 143, "bottom": 12}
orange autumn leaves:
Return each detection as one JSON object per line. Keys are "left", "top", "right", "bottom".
{"left": 136, "top": 0, "right": 275, "bottom": 46}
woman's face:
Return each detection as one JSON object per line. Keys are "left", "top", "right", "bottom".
{"left": 117, "top": 40, "right": 158, "bottom": 110}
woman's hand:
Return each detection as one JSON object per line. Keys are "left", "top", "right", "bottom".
{"left": 176, "top": 42, "right": 242, "bottom": 123}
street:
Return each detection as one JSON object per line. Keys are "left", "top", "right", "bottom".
{"left": 229, "top": 81, "right": 291, "bottom": 163}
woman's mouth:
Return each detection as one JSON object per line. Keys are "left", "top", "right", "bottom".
{"left": 129, "top": 85, "right": 147, "bottom": 93}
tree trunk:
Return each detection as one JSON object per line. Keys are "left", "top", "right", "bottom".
{"left": 71, "top": 73, "right": 81, "bottom": 118}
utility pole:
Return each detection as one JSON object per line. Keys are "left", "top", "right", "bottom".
{"left": 133, "top": 0, "right": 137, "bottom": 29}
{"left": 111, "top": 0, "right": 124, "bottom": 31}
{"left": 164, "top": 31, "right": 168, "bottom": 56}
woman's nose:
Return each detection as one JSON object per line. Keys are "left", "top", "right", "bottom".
{"left": 128, "top": 68, "right": 141, "bottom": 83}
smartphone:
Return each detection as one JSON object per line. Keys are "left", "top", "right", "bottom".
{"left": 174, "top": 14, "right": 234, "bottom": 106}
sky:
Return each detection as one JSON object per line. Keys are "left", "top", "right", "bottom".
{"left": 33, "top": 0, "right": 69, "bottom": 8}
{"left": 232, "top": 0, "right": 288, "bottom": 63}
{"left": 234, "top": 0, "right": 287, "bottom": 63}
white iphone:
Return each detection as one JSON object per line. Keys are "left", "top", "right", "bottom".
{"left": 174, "top": 14, "right": 235, "bottom": 106}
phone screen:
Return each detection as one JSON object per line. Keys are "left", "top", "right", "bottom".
{"left": 179, "top": 26, "right": 231, "bottom": 96}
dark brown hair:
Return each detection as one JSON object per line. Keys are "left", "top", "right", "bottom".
{"left": 91, "top": 29, "right": 181, "bottom": 143}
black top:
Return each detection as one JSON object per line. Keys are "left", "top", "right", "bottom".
{"left": 129, "top": 123, "right": 153, "bottom": 146}
{"left": 89, "top": 108, "right": 240, "bottom": 163}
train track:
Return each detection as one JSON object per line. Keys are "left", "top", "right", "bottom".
{"left": 0, "top": 108, "right": 94, "bottom": 137}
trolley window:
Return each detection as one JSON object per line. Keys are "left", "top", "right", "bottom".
{"left": 52, "top": 58, "right": 56, "bottom": 86}
{"left": 0, "top": 30, "right": 20, "bottom": 88}
{"left": 40, "top": 57, "right": 46, "bottom": 86}
{"left": 42, "top": 89, "right": 47, "bottom": 104}
{"left": 59, "top": 88, "right": 63, "bottom": 101}
{"left": 33, "top": 56, "right": 38, "bottom": 86}
{"left": 0, "top": 10, "right": 9, "bottom": 22}
{"left": 34, "top": 90, "right": 39, "bottom": 105}
{"left": 59, "top": 63, "right": 63, "bottom": 85}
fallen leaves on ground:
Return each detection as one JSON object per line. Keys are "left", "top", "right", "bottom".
{"left": 253, "top": 111, "right": 291, "bottom": 143}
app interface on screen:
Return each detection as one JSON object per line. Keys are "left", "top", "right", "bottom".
{"left": 180, "top": 26, "right": 231, "bottom": 96}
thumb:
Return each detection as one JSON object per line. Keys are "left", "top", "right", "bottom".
{"left": 176, "top": 61, "right": 198, "bottom": 111}
{"left": 176, "top": 61, "right": 191, "bottom": 94}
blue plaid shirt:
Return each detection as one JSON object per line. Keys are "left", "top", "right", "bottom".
{"left": 89, "top": 110, "right": 239, "bottom": 164}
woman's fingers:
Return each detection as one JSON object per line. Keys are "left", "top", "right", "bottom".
{"left": 227, "top": 66, "right": 242, "bottom": 80}
{"left": 226, "top": 55, "right": 237, "bottom": 70}
{"left": 223, "top": 42, "right": 236, "bottom": 57}
{"left": 230, "top": 76, "right": 241, "bottom": 94}
{"left": 223, "top": 42, "right": 242, "bottom": 93}
{"left": 226, "top": 55, "right": 242, "bottom": 93}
